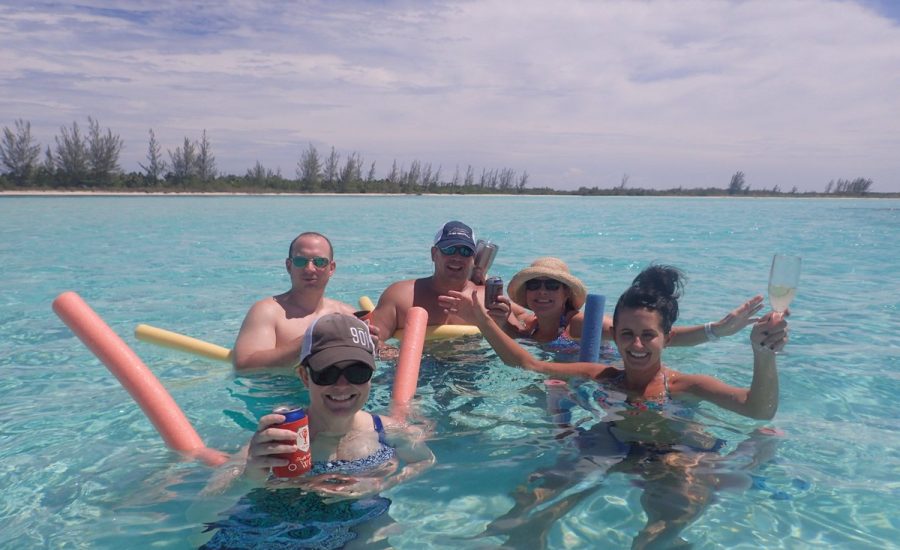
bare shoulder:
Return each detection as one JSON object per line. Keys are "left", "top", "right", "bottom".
{"left": 245, "top": 295, "right": 285, "bottom": 321}
{"left": 323, "top": 298, "right": 357, "bottom": 315}
{"left": 379, "top": 279, "right": 416, "bottom": 305}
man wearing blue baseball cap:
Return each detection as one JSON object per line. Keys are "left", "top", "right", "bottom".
{"left": 370, "top": 221, "right": 485, "bottom": 347}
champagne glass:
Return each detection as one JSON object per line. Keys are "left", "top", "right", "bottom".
{"left": 768, "top": 254, "right": 801, "bottom": 312}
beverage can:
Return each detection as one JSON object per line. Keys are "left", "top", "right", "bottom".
{"left": 472, "top": 240, "right": 499, "bottom": 285}
{"left": 271, "top": 406, "right": 312, "bottom": 478}
{"left": 484, "top": 276, "right": 504, "bottom": 307}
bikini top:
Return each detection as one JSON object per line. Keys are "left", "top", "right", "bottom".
{"left": 536, "top": 314, "right": 581, "bottom": 354}
{"left": 590, "top": 369, "right": 692, "bottom": 418}
{"left": 308, "top": 414, "right": 397, "bottom": 476}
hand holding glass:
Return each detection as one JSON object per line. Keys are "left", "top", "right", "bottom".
{"left": 768, "top": 255, "right": 801, "bottom": 312}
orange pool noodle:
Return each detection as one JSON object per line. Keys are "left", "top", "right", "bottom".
{"left": 52, "top": 291, "right": 228, "bottom": 467}
{"left": 391, "top": 306, "right": 427, "bottom": 420}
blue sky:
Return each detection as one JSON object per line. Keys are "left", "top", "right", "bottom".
{"left": 2, "top": 0, "right": 898, "bottom": 192}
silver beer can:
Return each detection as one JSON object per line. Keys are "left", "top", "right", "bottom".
{"left": 472, "top": 240, "right": 499, "bottom": 285}
{"left": 484, "top": 276, "right": 504, "bottom": 307}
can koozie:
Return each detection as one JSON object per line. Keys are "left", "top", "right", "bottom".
{"left": 271, "top": 407, "right": 312, "bottom": 477}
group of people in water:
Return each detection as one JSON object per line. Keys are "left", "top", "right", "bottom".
{"left": 205, "top": 220, "right": 789, "bottom": 549}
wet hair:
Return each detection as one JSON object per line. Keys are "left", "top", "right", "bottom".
{"left": 288, "top": 232, "right": 334, "bottom": 259}
{"left": 612, "top": 264, "right": 686, "bottom": 335}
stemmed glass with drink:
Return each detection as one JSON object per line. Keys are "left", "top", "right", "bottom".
{"left": 768, "top": 254, "right": 801, "bottom": 313}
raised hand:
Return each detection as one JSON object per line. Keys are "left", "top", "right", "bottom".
{"left": 441, "top": 289, "right": 488, "bottom": 324}
{"left": 716, "top": 295, "right": 765, "bottom": 337}
{"left": 750, "top": 310, "right": 789, "bottom": 353}
{"left": 486, "top": 294, "right": 512, "bottom": 325}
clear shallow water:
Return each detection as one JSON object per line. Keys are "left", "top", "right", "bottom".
{"left": 1, "top": 195, "right": 898, "bottom": 548}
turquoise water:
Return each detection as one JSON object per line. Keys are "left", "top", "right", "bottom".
{"left": 1, "top": 195, "right": 898, "bottom": 548}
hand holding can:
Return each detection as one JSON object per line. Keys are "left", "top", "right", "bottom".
{"left": 271, "top": 407, "right": 312, "bottom": 478}
{"left": 484, "top": 276, "right": 504, "bottom": 308}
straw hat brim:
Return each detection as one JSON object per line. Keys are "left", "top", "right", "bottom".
{"left": 507, "top": 263, "right": 587, "bottom": 310}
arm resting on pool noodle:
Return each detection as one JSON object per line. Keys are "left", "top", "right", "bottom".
{"left": 360, "top": 295, "right": 480, "bottom": 341}
{"left": 52, "top": 292, "right": 228, "bottom": 467}
{"left": 578, "top": 294, "right": 606, "bottom": 363}
{"left": 391, "top": 306, "right": 427, "bottom": 421}
{"left": 135, "top": 324, "right": 232, "bottom": 362}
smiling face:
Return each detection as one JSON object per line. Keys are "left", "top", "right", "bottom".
{"left": 431, "top": 246, "right": 474, "bottom": 283}
{"left": 285, "top": 234, "right": 335, "bottom": 292}
{"left": 612, "top": 307, "right": 671, "bottom": 374}
{"left": 299, "top": 362, "right": 371, "bottom": 419}
{"left": 525, "top": 278, "right": 570, "bottom": 315}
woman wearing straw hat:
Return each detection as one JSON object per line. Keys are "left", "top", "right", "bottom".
{"left": 501, "top": 258, "right": 589, "bottom": 353}
{"left": 493, "top": 257, "right": 766, "bottom": 354}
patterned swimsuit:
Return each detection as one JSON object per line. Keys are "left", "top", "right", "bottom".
{"left": 577, "top": 371, "right": 726, "bottom": 458}
{"left": 200, "top": 414, "right": 396, "bottom": 550}
{"left": 536, "top": 314, "right": 581, "bottom": 354}
{"left": 309, "top": 414, "right": 396, "bottom": 475}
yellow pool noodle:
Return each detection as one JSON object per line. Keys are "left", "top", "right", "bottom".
{"left": 135, "top": 324, "right": 232, "bottom": 362}
{"left": 358, "top": 296, "right": 481, "bottom": 341}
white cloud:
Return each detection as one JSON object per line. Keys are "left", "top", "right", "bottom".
{"left": 0, "top": 0, "right": 898, "bottom": 192}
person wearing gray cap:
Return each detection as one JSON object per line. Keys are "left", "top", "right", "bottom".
{"left": 200, "top": 313, "right": 433, "bottom": 547}
{"left": 242, "top": 313, "right": 433, "bottom": 490}
{"left": 369, "top": 220, "right": 486, "bottom": 349}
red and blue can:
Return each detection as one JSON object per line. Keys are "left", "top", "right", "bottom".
{"left": 271, "top": 407, "right": 312, "bottom": 478}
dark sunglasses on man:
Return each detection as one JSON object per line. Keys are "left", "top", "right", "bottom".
{"left": 438, "top": 245, "right": 474, "bottom": 257}
{"left": 292, "top": 256, "right": 330, "bottom": 268}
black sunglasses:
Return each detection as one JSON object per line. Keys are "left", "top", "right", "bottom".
{"left": 292, "top": 256, "right": 330, "bottom": 269}
{"left": 438, "top": 245, "right": 474, "bottom": 257}
{"left": 525, "top": 278, "right": 564, "bottom": 291}
{"left": 306, "top": 362, "right": 374, "bottom": 386}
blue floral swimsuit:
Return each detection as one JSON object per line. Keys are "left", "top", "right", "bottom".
{"left": 536, "top": 314, "right": 581, "bottom": 355}
{"left": 200, "top": 414, "right": 396, "bottom": 550}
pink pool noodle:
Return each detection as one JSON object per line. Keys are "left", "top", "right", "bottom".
{"left": 391, "top": 306, "right": 428, "bottom": 420}
{"left": 52, "top": 291, "right": 228, "bottom": 467}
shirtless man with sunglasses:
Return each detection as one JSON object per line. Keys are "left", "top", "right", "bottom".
{"left": 369, "top": 220, "right": 486, "bottom": 350}
{"left": 232, "top": 232, "right": 358, "bottom": 371}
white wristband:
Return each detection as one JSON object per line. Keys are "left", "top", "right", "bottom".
{"left": 704, "top": 322, "right": 719, "bottom": 342}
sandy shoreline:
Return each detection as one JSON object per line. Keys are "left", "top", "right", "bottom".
{"left": 0, "top": 190, "right": 401, "bottom": 197}
{"left": 1, "top": 190, "right": 896, "bottom": 199}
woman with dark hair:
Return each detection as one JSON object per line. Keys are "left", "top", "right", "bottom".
{"left": 448, "top": 264, "right": 788, "bottom": 548}
{"left": 471, "top": 264, "right": 785, "bottom": 419}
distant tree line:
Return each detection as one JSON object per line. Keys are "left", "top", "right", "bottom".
{"left": 0, "top": 118, "right": 530, "bottom": 195}
{"left": 1, "top": 119, "right": 890, "bottom": 196}
{"left": 574, "top": 170, "right": 882, "bottom": 197}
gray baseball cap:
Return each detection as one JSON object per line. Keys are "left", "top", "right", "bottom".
{"left": 299, "top": 313, "right": 376, "bottom": 370}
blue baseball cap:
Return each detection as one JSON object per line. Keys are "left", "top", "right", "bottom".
{"left": 433, "top": 220, "right": 476, "bottom": 250}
